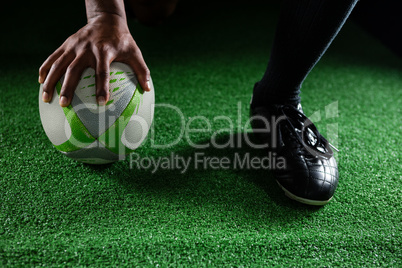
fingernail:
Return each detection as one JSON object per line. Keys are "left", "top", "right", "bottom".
{"left": 42, "top": 91, "right": 49, "bottom": 102}
{"left": 146, "top": 81, "right": 151, "bottom": 91}
{"left": 59, "top": 96, "right": 69, "bottom": 107}
{"left": 98, "top": 96, "right": 106, "bottom": 106}
{"left": 38, "top": 76, "right": 42, "bottom": 84}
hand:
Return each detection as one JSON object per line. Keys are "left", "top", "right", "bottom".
{"left": 39, "top": 13, "right": 151, "bottom": 107}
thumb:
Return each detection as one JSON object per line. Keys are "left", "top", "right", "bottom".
{"left": 127, "top": 52, "right": 151, "bottom": 92}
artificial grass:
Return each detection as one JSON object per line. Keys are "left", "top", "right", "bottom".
{"left": 1, "top": 1, "right": 401, "bottom": 266}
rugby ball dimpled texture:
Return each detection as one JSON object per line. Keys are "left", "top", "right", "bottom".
{"left": 39, "top": 62, "right": 154, "bottom": 164}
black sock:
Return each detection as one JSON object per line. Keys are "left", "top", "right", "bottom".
{"left": 251, "top": 0, "right": 359, "bottom": 108}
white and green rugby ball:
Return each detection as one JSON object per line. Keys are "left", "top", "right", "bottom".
{"left": 39, "top": 62, "right": 154, "bottom": 164}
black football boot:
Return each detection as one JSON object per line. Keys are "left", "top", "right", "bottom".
{"left": 250, "top": 102, "right": 339, "bottom": 205}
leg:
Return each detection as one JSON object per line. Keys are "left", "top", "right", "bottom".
{"left": 250, "top": 0, "right": 359, "bottom": 205}
{"left": 252, "top": 0, "right": 359, "bottom": 107}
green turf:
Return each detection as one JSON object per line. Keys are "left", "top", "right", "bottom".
{"left": 1, "top": 1, "right": 401, "bottom": 266}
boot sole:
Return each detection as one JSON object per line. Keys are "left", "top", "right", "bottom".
{"left": 276, "top": 180, "right": 332, "bottom": 206}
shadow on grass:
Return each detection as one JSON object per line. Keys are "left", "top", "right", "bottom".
{"left": 104, "top": 132, "right": 322, "bottom": 224}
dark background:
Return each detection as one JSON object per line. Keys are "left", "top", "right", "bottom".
{"left": 1, "top": 0, "right": 402, "bottom": 60}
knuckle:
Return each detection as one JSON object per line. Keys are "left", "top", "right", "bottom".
{"left": 94, "top": 43, "right": 110, "bottom": 54}
{"left": 77, "top": 41, "right": 92, "bottom": 53}
{"left": 97, "top": 87, "right": 109, "bottom": 95}
{"left": 52, "top": 51, "right": 73, "bottom": 69}
{"left": 126, "top": 45, "right": 138, "bottom": 55}
{"left": 66, "top": 62, "right": 79, "bottom": 75}
{"left": 138, "top": 66, "right": 150, "bottom": 77}
{"left": 132, "top": 50, "right": 143, "bottom": 59}
{"left": 96, "top": 70, "right": 109, "bottom": 79}
{"left": 51, "top": 60, "right": 61, "bottom": 71}
{"left": 39, "top": 65, "right": 46, "bottom": 74}
{"left": 42, "top": 82, "right": 52, "bottom": 92}
{"left": 62, "top": 80, "right": 77, "bottom": 94}
{"left": 144, "top": 67, "right": 150, "bottom": 76}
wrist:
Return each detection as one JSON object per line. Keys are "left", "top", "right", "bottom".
{"left": 87, "top": 12, "right": 129, "bottom": 30}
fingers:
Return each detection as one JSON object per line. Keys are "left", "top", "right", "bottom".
{"left": 39, "top": 47, "right": 64, "bottom": 84}
{"left": 39, "top": 27, "right": 151, "bottom": 111}
{"left": 126, "top": 49, "right": 151, "bottom": 92}
{"left": 59, "top": 55, "right": 88, "bottom": 107}
{"left": 41, "top": 52, "right": 75, "bottom": 104}
{"left": 95, "top": 51, "right": 113, "bottom": 106}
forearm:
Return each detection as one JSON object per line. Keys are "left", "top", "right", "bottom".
{"left": 85, "top": 0, "right": 127, "bottom": 22}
